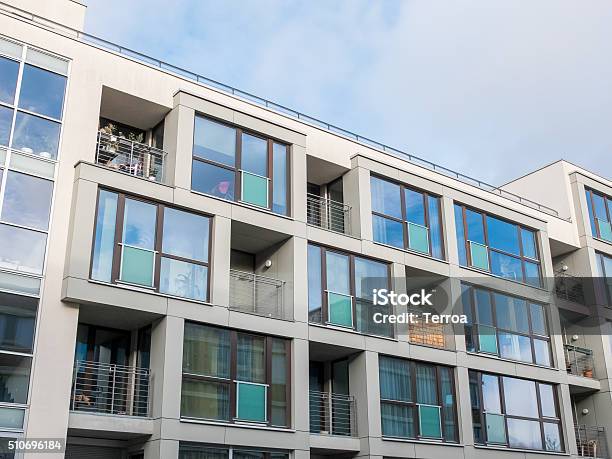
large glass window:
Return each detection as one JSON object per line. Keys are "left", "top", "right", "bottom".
{"left": 586, "top": 188, "right": 612, "bottom": 243}
{"left": 181, "top": 322, "right": 290, "bottom": 427}
{"left": 462, "top": 284, "right": 552, "bottom": 366}
{"left": 469, "top": 371, "right": 562, "bottom": 452}
{"left": 0, "top": 291, "right": 37, "bottom": 422}
{"left": 1, "top": 171, "right": 53, "bottom": 230}
{"left": 379, "top": 356, "right": 457, "bottom": 442}
{"left": 371, "top": 176, "right": 444, "bottom": 259}
{"left": 454, "top": 204, "right": 542, "bottom": 286}
{"left": 179, "top": 444, "right": 289, "bottom": 459}
{"left": 192, "top": 116, "right": 289, "bottom": 215}
{"left": 90, "top": 190, "right": 211, "bottom": 302}
{"left": 307, "top": 243, "right": 393, "bottom": 337}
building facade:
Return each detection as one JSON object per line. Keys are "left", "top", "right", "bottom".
{"left": 0, "top": 1, "right": 610, "bottom": 458}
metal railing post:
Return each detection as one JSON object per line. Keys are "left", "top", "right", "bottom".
{"left": 110, "top": 364, "right": 116, "bottom": 414}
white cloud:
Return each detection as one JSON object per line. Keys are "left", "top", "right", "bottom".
{"left": 84, "top": 0, "right": 612, "bottom": 183}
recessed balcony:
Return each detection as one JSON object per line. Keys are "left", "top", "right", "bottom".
{"left": 95, "top": 131, "right": 166, "bottom": 182}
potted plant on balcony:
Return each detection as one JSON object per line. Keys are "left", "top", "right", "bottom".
{"left": 583, "top": 366, "right": 593, "bottom": 378}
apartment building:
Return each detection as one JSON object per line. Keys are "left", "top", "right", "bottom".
{"left": 0, "top": 1, "right": 610, "bottom": 458}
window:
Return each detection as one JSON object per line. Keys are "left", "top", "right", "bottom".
{"left": 469, "top": 371, "right": 563, "bottom": 452}
{"left": 181, "top": 323, "right": 290, "bottom": 427}
{"left": 379, "top": 356, "right": 458, "bottom": 442}
{"left": 90, "top": 190, "right": 211, "bottom": 302}
{"left": 596, "top": 252, "right": 612, "bottom": 305}
{"left": 0, "top": 39, "right": 66, "bottom": 282}
{"left": 0, "top": 291, "right": 36, "bottom": 430}
{"left": 462, "top": 284, "right": 551, "bottom": 366}
{"left": 371, "top": 176, "right": 444, "bottom": 259}
{"left": 307, "top": 243, "right": 393, "bottom": 337}
{"left": 454, "top": 204, "right": 542, "bottom": 286}
{"left": 178, "top": 444, "right": 289, "bottom": 459}
{"left": 0, "top": 48, "right": 67, "bottom": 159}
{"left": 586, "top": 188, "right": 612, "bottom": 243}
{"left": 191, "top": 116, "right": 289, "bottom": 215}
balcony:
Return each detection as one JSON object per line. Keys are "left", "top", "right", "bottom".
{"left": 575, "top": 425, "right": 609, "bottom": 458}
{"left": 309, "top": 390, "right": 357, "bottom": 437}
{"left": 229, "top": 269, "right": 286, "bottom": 319}
{"left": 307, "top": 193, "right": 352, "bottom": 235}
{"left": 565, "top": 344, "right": 595, "bottom": 378}
{"left": 555, "top": 274, "right": 586, "bottom": 305}
{"left": 70, "top": 360, "right": 151, "bottom": 417}
{"left": 95, "top": 131, "right": 166, "bottom": 182}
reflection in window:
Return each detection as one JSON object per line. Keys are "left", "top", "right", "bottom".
{"left": 463, "top": 284, "right": 551, "bottom": 366}
{"left": 0, "top": 56, "right": 19, "bottom": 105}
{"left": 379, "top": 356, "right": 457, "bottom": 441}
{"left": 11, "top": 111, "right": 61, "bottom": 158}
{"left": 181, "top": 322, "right": 289, "bottom": 427}
{"left": 1, "top": 171, "right": 53, "bottom": 230}
{"left": 308, "top": 243, "right": 392, "bottom": 337}
{"left": 470, "top": 371, "right": 562, "bottom": 452}
{"left": 586, "top": 188, "right": 612, "bottom": 242}
{"left": 191, "top": 116, "right": 289, "bottom": 215}
{"left": 596, "top": 252, "right": 612, "bottom": 304}
{"left": 18, "top": 64, "right": 66, "bottom": 120}
{"left": 0, "top": 352, "right": 31, "bottom": 404}
{"left": 0, "top": 224, "right": 47, "bottom": 275}
{"left": 178, "top": 444, "right": 289, "bottom": 459}
{"left": 371, "top": 176, "right": 444, "bottom": 258}
{"left": 0, "top": 292, "right": 37, "bottom": 354}
{"left": 91, "top": 191, "right": 211, "bottom": 301}
{"left": 0, "top": 106, "right": 12, "bottom": 147}
{"left": 454, "top": 204, "right": 542, "bottom": 286}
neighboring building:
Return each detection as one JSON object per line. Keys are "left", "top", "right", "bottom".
{"left": 0, "top": 1, "right": 610, "bottom": 458}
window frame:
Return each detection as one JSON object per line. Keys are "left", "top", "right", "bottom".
{"left": 370, "top": 174, "right": 445, "bottom": 259}
{"left": 379, "top": 355, "right": 459, "bottom": 442}
{"left": 89, "top": 188, "right": 213, "bottom": 302}
{"left": 307, "top": 243, "right": 393, "bottom": 337}
{"left": 180, "top": 322, "right": 291, "bottom": 428}
{"left": 586, "top": 187, "right": 612, "bottom": 243}
{"left": 455, "top": 203, "right": 542, "bottom": 286}
{"left": 463, "top": 284, "right": 552, "bottom": 366}
{"left": 178, "top": 443, "right": 290, "bottom": 459}
{"left": 191, "top": 114, "right": 291, "bottom": 215}
{"left": 469, "top": 371, "right": 563, "bottom": 452}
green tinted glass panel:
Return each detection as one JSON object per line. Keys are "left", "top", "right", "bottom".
{"left": 418, "top": 405, "right": 442, "bottom": 438}
{"left": 478, "top": 325, "right": 498, "bottom": 354}
{"left": 121, "top": 246, "right": 154, "bottom": 286}
{"left": 598, "top": 219, "right": 612, "bottom": 242}
{"left": 236, "top": 382, "right": 266, "bottom": 422}
{"left": 486, "top": 413, "right": 506, "bottom": 444}
{"left": 242, "top": 171, "right": 268, "bottom": 208}
{"left": 469, "top": 241, "right": 489, "bottom": 271}
{"left": 408, "top": 222, "right": 429, "bottom": 254}
{"left": 328, "top": 292, "right": 352, "bottom": 327}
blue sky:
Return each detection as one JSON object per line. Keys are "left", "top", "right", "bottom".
{"left": 84, "top": 1, "right": 612, "bottom": 184}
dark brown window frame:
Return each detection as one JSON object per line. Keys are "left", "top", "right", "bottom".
{"left": 307, "top": 242, "right": 394, "bottom": 337}
{"left": 462, "top": 283, "right": 553, "bottom": 367}
{"left": 379, "top": 355, "right": 459, "bottom": 442}
{"left": 181, "top": 322, "right": 291, "bottom": 428}
{"left": 455, "top": 203, "right": 542, "bottom": 287}
{"left": 469, "top": 370, "right": 564, "bottom": 452}
{"left": 191, "top": 114, "right": 291, "bottom": 216}
{"left": 586, "top": 187, "right": 612, "bottom": 242}
{"left": 89, "top": 188, "right": 213, "bottom": 302}
{"left": 370, "top": 174, "right": 446, "bottom": 259}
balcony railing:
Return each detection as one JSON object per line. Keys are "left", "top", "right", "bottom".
{"left": 309, "top": 390, "right": 357, "bottom": 437}
{"left": 555, "top": 274, "right": 586, "bottom": 305}
{"left": 307, "top": 193, "right": 352, "bottom": 235}
{"left": 70, "top": 360, "right": 151, "bottom": 417}
{"left": 229, "top": 269, "right": 286, "bottom": 319}
{"left": 565, "top": 344, "right": 595, "bottom": 378}
{"left": 95, "top": 131, "right": 166, "bottom": 182}
{"left": 575, "top": 425, "right": 609, "bottom": 458}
